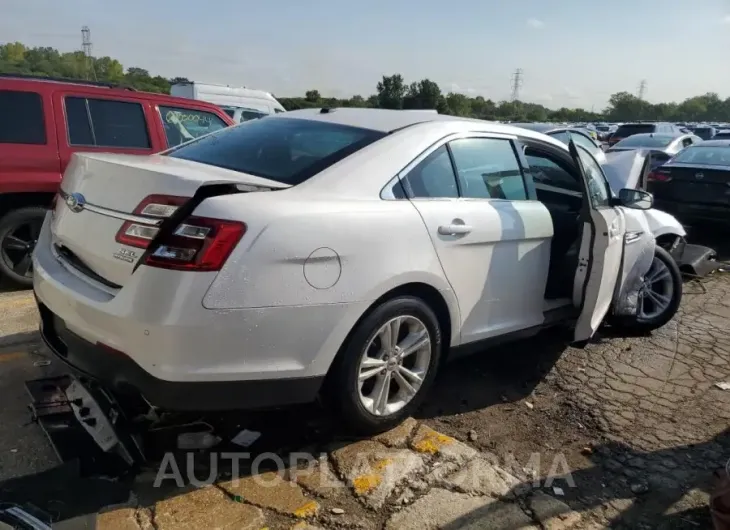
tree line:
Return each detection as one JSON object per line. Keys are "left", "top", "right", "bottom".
{"left": 2, "top": 42, "right": 729, "bottom": 123}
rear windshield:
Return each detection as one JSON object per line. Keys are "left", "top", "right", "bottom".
{"left": 713, "top": 131, "right": 730, "bottom": 139}
{"left": 613, "top": 134, "right": 675, "bottom": 148}
{"left": 167, "top": 117, "right": 385, "bottom": 185}
{"left": 671, "top": 146, "right": 730, "bottom": 166}
{"left": 692, "top": 127, "right": 715, "bottom": 140}
{"left": 614, "top": 124, "right": 656, "bottom": 137}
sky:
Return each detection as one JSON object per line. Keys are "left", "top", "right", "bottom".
{"left": 2, "top": 0, "right": 730, "bottom": 110}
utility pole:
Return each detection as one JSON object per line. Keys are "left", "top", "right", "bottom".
{"left": 81, "top": 26, "right": 96, "bottom": 80}
{"left": 637, "top": 79, "right": 647, "bottom": 100}
{"left": 510, "top": 69, "right": 523, "bottom": 102}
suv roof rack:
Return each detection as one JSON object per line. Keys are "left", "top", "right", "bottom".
{"left": 0, "top": 73, "right": 138, "bottom": 91}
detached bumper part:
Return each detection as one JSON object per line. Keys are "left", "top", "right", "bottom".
{"left": 37, "top": 302, "right": 325, "bottom": 412}
{"left": 675, "top": 243, "right": 719, "bottom": 278}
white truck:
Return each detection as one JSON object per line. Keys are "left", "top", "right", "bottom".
{"left": 170, "top": 82, "right": 286, "bottom": 122}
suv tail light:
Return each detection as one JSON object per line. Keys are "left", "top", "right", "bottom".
{"left": 144, "top": 217, "right": 245, "bottom": 271}
{"left": 115, "top": 195, "right": 188, "bottom": 248}
{"left": 648, "top": 171, "right": 672, "bottom": 182}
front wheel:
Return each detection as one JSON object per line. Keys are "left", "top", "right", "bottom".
{"left": 614, "top": 245, "right": 683, "bottom": 333}
{"left": 327, "top": 296, "right": 442, "bottom": 435}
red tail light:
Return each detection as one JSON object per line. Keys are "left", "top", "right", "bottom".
{"left": 648, "top": 171, "right": 672, "bottom": 182}
{"left": 116, "top": 194, "right": 246, "bottom": 272}
{"left": 144, "top": 217, "right": 246, "bottom": 271}
{"left": 115, "top": 194, "right": 188, "bottom": 248}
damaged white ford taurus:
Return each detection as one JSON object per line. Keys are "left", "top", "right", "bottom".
{"left": 32, "top": 109, "right": 683, "bottom": 433}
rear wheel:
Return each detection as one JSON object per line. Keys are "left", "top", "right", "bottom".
{"left": 0, "top": 207, "right": 47, "bottom": 287}
{"left": 327, "top": 296, "right": 442, "bottom": 435}
{"left": 614, "top": 245, "right": 682, "bottom": 333}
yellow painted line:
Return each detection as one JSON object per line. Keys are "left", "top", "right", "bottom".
{"left": 0, "top": 351, "right": 27, "bottom": 362}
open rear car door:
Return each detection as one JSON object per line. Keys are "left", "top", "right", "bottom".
{"left": 569, "top": 141, "right": 627, "bottom": 343}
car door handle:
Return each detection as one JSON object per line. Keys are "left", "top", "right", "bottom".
{"left": 438, "top": 223, "right": 472, "bottom": 236}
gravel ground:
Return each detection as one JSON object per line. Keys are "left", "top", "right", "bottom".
{"left": 0, "top": 230, "right": 728, "bottom": 529}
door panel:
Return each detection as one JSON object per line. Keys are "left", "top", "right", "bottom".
{"left": 569, "top": 142, "right": 627, "bottom": 342}
{"left": 412, "top": 199, "right": 553, "bottom": 343}
{"left": 401, "top": 136, "right": 553, "bottom": 345}
{"left": 0, "top": 89, "right": 61, "bottom": 196}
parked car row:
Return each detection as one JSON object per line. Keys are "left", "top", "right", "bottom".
{"left": 518, "top": 120, "right": 730, "bottom": 229}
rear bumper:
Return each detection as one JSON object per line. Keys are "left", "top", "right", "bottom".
{"left": 653, "top": 199, "right": 730, "bottom": 224}
{"left": 37, "top": 300, "right": 324, "bottom": 411}
{"left": 31, "top": 214, "right": 370, "bottom": 409}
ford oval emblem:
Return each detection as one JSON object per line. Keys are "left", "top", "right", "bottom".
{"left": 65, "top": 192, "right": 86, "bottom": 213}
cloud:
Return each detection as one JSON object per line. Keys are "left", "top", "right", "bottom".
{"left": 526, "top": 18, "right": 545, "bottom": 29}
{"left": 722, "top": 14, "right": 730, "bottom": 24}
{"left": 560, "top": 88, "right": 582, "bottom": 100}
{"left": 449, "top": 83, "right": 478, "bottom": 95}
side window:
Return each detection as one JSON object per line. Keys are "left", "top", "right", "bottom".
{"left": 240, "top": 109, "right": 268, "bottom": 122}
{"left": 65, "top": 97, "right": 151, "bottom": 148}
{"left": 569, "top": 132, "right": 598, "bottom": 151}
{"left": 681, "top": 137, "right": 693, "bottom": 148}
{"left": 449, "top": 138, "right": 527, "bottom": 200}
{"left": 274, "top": 108, "right": 285, "bottom": 114}
{"left": 159, "top": 106, "right": 227, "bottom": 147}
{"left": 401, "top": 145, "right": 458, "bottom": 199}
{"left": 524, "top": 148, "right": 581, "bottom": 193}
{"left": 65, "top": 97, "right": 94, "bottom": 145}
{"left": 576, "top": 146, "right": 611, "bottom": 208}
{"left": 0, "top": 90, "right": 46, "bottom": 145}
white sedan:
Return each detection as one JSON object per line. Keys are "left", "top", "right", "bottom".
{"left": 33, "top": 109, "right": 682, "bottom": 433}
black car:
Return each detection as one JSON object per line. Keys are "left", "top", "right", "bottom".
{"left": 648, "top": 140, "right": 730, "bottom": 224}
{"left": 690, "top": 126, "right": 716, "bottom": 140}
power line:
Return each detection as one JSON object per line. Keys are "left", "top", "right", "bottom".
{"left": 81, "top": 26, "right": 96, "bottom": 81}
{"left": 637, "top": 79, "right": 647, "bottom": 100}
{"left": 510, "top": 68, "right": 523, "bottom": 101}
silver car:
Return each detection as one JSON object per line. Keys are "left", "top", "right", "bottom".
{"left": 512, "top": 123, "right": 607, "bottom": 164}
{"left": 607, "top": 133, "right": 702, "bottom": 168}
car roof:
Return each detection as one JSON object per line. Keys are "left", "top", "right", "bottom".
{"left": 276, "top": 109, "right": 570, "bottom": 147}
{"left": 617, "top": 133, "right": 680, "bottom": 140}
{"left": 698, "top": 140, "right": 730, "bottom": 147}
{"left": 0, "top": 74, "right": 228, "bottom": 112}
{"left": 510, "top": 123, "right": 559, "bottom": 133}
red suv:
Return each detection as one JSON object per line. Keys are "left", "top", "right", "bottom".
{"left": 0, "top": 74, "right": 234, "bottom": 286}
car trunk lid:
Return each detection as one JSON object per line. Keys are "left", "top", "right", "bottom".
{"left": 50, "top": 153, "right": 289, "bottom": 287}
{"left": 649, "top": 163, "right": 730, "bottom": 206}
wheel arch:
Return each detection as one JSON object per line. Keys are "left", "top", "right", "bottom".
{"left": 324, "top": 281, "right": 459, "bottom": 382}
{"left": 0, "top": 192, "right": 55, "bottom": 219}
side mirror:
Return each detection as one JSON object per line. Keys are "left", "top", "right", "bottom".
{"left": 618, "top": 188, "right": 653, "bottom": 210}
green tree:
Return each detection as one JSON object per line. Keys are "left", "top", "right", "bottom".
{"left": 403, "top": 79, "right": 442, "bottom": 110}
{"left": 376, "top": 74, "right": 406, "bottom": 109}
{"left": 305, "top": 90, "right": 321, "bottom": 103}
{"left": 4, "top": 41, "right": 730, "bottom": 122}
{"left": 445, "top": 92, "right": 472, "bottom": 116}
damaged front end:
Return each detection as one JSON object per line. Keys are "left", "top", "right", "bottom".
{"left": 613, "top": 231, "right": 656, "bottom": 317}
{"left": 601, "top": 149, "right": 719, "bottom": 278}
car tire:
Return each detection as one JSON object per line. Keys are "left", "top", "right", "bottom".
{"left": 327, "top": 296, "right": 443, "bottom": 435}
{"left": 613, "top": 245, "right": 682, "bottom": 333}
{"left": 0, "top": 206, "right": 47, "bottom": 288}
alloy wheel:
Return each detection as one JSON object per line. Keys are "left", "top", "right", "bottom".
{"left": 637, "top": 256, "right": 675, "bottom": 321}
{"left": 1, "top": 219, "right": 41, "bottom": 279}
{"left": 357, "top": 315, "right": 432, "bottom": 417}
